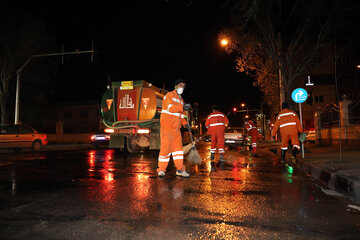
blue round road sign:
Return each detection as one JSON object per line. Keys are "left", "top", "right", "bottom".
{"left": 291, "top": 88, "right": 308, "bottom": 103}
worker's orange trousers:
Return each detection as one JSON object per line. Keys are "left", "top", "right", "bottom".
{"left": 280, "top": 134, "right": 300, "bottom": 150}
{"left": 249, "top": 129, "right": 259, "bottom": 154}
{"left": 210, "top": 132, "right": 225, "bottom": 154}
{"left": 158, "top": 128, "right": 185, "bottom": 172}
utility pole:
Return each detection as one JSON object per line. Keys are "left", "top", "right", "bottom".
{"left": 14, "top": 49, "right": 94, "bottom": 124}
{"left": 278, "top": 32, "right": 285, "bottom": 111}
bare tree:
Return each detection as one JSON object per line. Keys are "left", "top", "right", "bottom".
{"left": 0, "top": 1, "right": 50, "bottom": 124}
{"left": 221, "top": 0, "right": 339, "bottom": 111}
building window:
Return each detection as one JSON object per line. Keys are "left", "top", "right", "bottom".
{"left": 337, "top": 56, "right": 350, "bottom": 64}
{"left": 315, "top": 96, "right": 324, "bottom": 103}
{"left": 80, "top": 110, "right": 88, "bottom": 119}
{"left": 65, "top": 111, "right": 72, "bottom": 120}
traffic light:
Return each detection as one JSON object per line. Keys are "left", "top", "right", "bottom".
{"left": 306, "top": 91, "right": 313, "bottom": 105}
{"left": 233, "top": 107, "right": 237, "bottom": 112}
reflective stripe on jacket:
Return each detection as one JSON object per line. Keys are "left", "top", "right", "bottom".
{"left": 272, "top": 108, "right": 302, "bottom": 136}
{"left": 245, "top": 120, "right": 257, "bottom": 132}
{"left": 205, "top": 111, "right": 229, "bottom": 135}
{"left": 160, "top": 90, "right": 187, "bottom": 130}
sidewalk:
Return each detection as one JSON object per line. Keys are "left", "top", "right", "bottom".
{"left": 262, "top": 142, "right": 360, "bottom": 203}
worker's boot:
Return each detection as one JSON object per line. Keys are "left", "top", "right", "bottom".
{"left": 219, "top": 154, "right": 226, "bottom": 163}
{"left": 281, "top": 150, "right": 286, "bottom": 163}
{"left": 210, "top": 161, "right": 216, "bottom": 172}
{"left": 210, "top": 153, "right": 215, "bottom": 161}
{"left": 292, "top": 148, "right": 299, "bottom": 158}
{"left": 251, "top": 150, "right": 257, "bottom": 157}
{"left": 291, "top": 148, "right": 299, "bottom": 165}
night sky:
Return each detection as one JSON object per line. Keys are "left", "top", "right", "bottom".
{"left": 20, "top": 0, "right": 262, "bottom": 118}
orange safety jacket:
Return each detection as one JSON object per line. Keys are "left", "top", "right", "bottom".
{"left": 160, "top": 90, "right": 187, "bottom": 130}
{"left": 205, "top": 111, "right": 229, "bottom": 135}
{"left": 272, "top": 108, "right": 303, "bottom": 136}
{"left": 245, "top": 120, "right": 257, "bottom": 133}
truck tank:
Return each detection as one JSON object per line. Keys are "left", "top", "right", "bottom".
{"left": 100, "top": 80, "right": 167, "bottom": 152}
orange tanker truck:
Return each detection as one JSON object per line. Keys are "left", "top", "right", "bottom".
{"left": 101, "top": 80, "right": 169, "bottom": 152}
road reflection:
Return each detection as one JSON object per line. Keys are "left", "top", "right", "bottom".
{"left": 86, "top": 150, "right": 155, "bottom": 216}
{"left": 87, "top": 150, "right": 115, "bottom": 181}
{"left": 83, "top": 147, "right": 301, "bottom": 239}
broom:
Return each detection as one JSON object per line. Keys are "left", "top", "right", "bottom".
{"left": 183, "top": 135, "right": 202, "bottom": 155}
{"left": 184, "top": 127, "right": 202, "bottom": 165}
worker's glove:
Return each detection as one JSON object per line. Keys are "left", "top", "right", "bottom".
{"left": 185, "top": 124, "right": 191, "bottom": 130}
{"left": 272, "top": 136, "right": 276, "bottom": 140}
{"left": 183, "top": 103, "right": 191, "bottom": 111}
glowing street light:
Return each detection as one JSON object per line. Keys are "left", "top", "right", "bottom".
{"left": 241, "top": 103, "right": 246, "bottom": 107}
{"left": 220, "top": 38, "right": 229, "bottom": 47}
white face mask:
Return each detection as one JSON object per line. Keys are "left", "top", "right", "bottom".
{"left": 177, "top": 87, "right": 184, "bottom": 95}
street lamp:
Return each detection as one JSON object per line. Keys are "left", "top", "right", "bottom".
{"left": 241, "top": 103, "right": 246, "bottom": 107}
{"left": 14, "top": 49, "right": 94, "bottom": 124}
{"left": 220, "top": 38, "right": 229, "bottom": 47}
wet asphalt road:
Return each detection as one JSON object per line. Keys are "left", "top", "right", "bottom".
{"left": 0, "top": 143, "right": 359, "bottom": 240}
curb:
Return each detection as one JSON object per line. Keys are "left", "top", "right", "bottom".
{"left": 263, "top": 145, "right": 360, "bottom": 204}
{"left": 296, "top": 158, "right": 360, "bottom": 203}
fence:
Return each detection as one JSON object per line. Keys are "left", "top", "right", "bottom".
{"left": 320, "top": 103, "right": 339, "bottom": 128}
{"left": 349, "top": 95, "right": 360, "bottom": 124}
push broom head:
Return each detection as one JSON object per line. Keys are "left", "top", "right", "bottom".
{"left": 183, "top": 142, "right": 194, "bottom": 155}
{"left": 187, "top": 146, "right": 202, "bottom": 165}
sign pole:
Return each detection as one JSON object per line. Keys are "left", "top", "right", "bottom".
{"left": 299, "top": 103, "right": 304, "bottom": 158}
{"left": 292, "top": 88, "right": 307, "bottom": 159}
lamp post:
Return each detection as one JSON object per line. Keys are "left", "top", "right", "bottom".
{"left": 14, "top": 49, "right": 94, "bottom": 124}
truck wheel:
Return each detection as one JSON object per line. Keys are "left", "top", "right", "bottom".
{"left": 126, "top": 137, "right": 136, "bottom": 153}
{"left": 32, "top": 140, "right": 42, "bottom": 152}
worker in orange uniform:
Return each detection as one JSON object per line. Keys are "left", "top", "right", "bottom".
{"left": 272, "top": 102, "right": 303, "bottom": 165}
{"left": 205, "top": 105, "right": 229, "bottom": 169}
{"left": 244, "top": 119, "right": 259, "bottom": 156}
{"left": 157, "top": 78, "right": 191, "bottom": 178}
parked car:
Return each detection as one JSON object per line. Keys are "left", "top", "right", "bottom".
{"left": 224, "top": 127, "right": 247, "bottom": 147}
{"left": 305, "top": 129, "right": 315, "bottom": 143}
{"left": 91, "top": 129, "right": 111, "bottom": 148}
{"left": 0, "top": 124, "right": 47, "bottom": 152}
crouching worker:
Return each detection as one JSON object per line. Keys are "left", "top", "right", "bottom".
{"left": 244, "top": 119, "right": 259, "bottom": 156}
{"left": 157, "top": 78, "right": 191, "bottom": 178}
